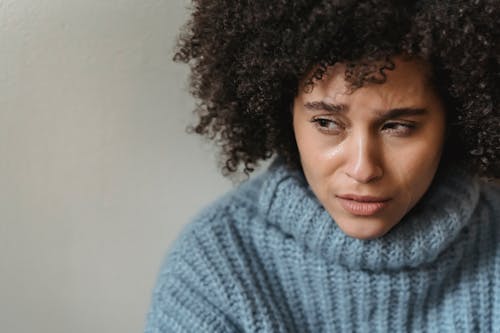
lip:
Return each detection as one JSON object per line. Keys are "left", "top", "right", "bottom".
{"left": 336, "top": 194, "right": 391, "bottom": 216}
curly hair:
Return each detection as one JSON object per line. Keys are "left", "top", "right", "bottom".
{"left": 174, "top": 0, "right": 500, "bottom": 178}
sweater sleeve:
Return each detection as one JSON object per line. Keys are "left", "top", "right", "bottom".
{"left": 144, "top": 221, "right": 241, "bottom": 333}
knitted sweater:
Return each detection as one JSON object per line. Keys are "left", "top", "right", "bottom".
{"left": 145, "top": 160, "right": 500, "bottom": 333}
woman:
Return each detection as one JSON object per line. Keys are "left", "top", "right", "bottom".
{"left": 146, "top": 1, "right": 499, "bottom": 332}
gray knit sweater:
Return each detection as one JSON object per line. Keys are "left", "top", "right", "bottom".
{"left": 145, "top": 160, "right": 500, "bottom": 332}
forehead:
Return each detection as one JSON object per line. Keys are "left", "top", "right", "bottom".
{"left": 303, "top": 57, "right": 434, "bottom": 108}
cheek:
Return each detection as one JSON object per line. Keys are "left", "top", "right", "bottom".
{"left": 294, "top": 120, "right": 340, "bottom": 174}
{"left": 394, "top": 142, "right": 441, "bottom": 176}
{"left": 294, "top": 115, "right": 316, "bottom": 168}
{"left": 391, "top": 117, "right": 445, "bottom": 176}
{"left": 293, "top": 123, "right": 345, "bottom": 208}
{"left": 391, "top": 137, "right": 444, "bottom": 206}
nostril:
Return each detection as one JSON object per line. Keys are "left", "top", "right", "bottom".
{"left": 345, "top": 161, "right": 384, "bottom": 183}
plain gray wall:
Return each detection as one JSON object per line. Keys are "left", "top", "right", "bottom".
{"left": 0, "top": 1, "right": 241, "bottom": 332}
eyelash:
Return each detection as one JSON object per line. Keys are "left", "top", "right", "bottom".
{"left": 310, "top": 118, "right": 417, "bottom": 136}
{"left": 381, "top": 122, "right": 416, "bottom": 136}
{"left": 310, "top": 118, "right": 343, "bottom": 133}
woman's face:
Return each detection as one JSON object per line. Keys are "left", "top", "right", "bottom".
{"left": 293, "top": 57, "right": 446, "bottom": 239}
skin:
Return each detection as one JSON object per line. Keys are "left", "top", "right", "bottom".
{"left": 293, "top": 57, "right": 446, "bottom": 240}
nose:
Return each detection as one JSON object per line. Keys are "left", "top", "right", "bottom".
{"left": 344, "top": 134, "right": 383, "bottom": 183}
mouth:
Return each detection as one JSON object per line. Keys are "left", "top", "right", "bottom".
{"left": 336, "top": 194, "right": 391, "bottom": 216}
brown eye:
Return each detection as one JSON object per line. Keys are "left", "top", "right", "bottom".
{"left": 382, "top": 122, "right": 416, "bottom": 136}
{"left": 311, "top": 118, "right": 343, "bottom": 134}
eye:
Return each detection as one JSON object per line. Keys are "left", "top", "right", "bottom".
{"left": 310, "top": 117, "right": 343, "bottom": 134}
{"left": 381, "top": 122, "right": 416, "bottom": 136}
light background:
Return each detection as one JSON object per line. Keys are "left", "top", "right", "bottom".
{"left": 0, "top": 0, "right": 251, "bottom": 332}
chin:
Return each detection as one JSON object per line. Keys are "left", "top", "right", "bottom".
{"left": 335, "top": 218, "right": 397, "bottom": 240}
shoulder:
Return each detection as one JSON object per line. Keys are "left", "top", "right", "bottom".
{"left": 187, "top": 169, "right": 269, "bottom": 236}
{"left": 146, "top": 170, "right": 272, "bottom": 332}
{"left": 156, "top": 167, "right": 271, "bottom": 286}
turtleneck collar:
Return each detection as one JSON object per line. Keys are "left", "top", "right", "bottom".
{"left": 258, "top": 158, "right": 480, "bottom": 271}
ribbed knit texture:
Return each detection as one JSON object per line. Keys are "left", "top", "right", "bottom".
{"left": 145, "top": 159, "right": 500, "bottom": 333}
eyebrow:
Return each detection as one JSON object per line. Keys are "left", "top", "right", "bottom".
{"left": 377, "top": 107, "right": 428, "bottom": 120}
{"left": 303, "top": 101, "right": 428, "bottom": 119}
{"left": 303, "top": 101, "right": 347, "bottom": 113}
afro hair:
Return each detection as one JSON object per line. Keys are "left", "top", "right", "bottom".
{"left": 174, "top": 0, "right": 500, "bottom": 178}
